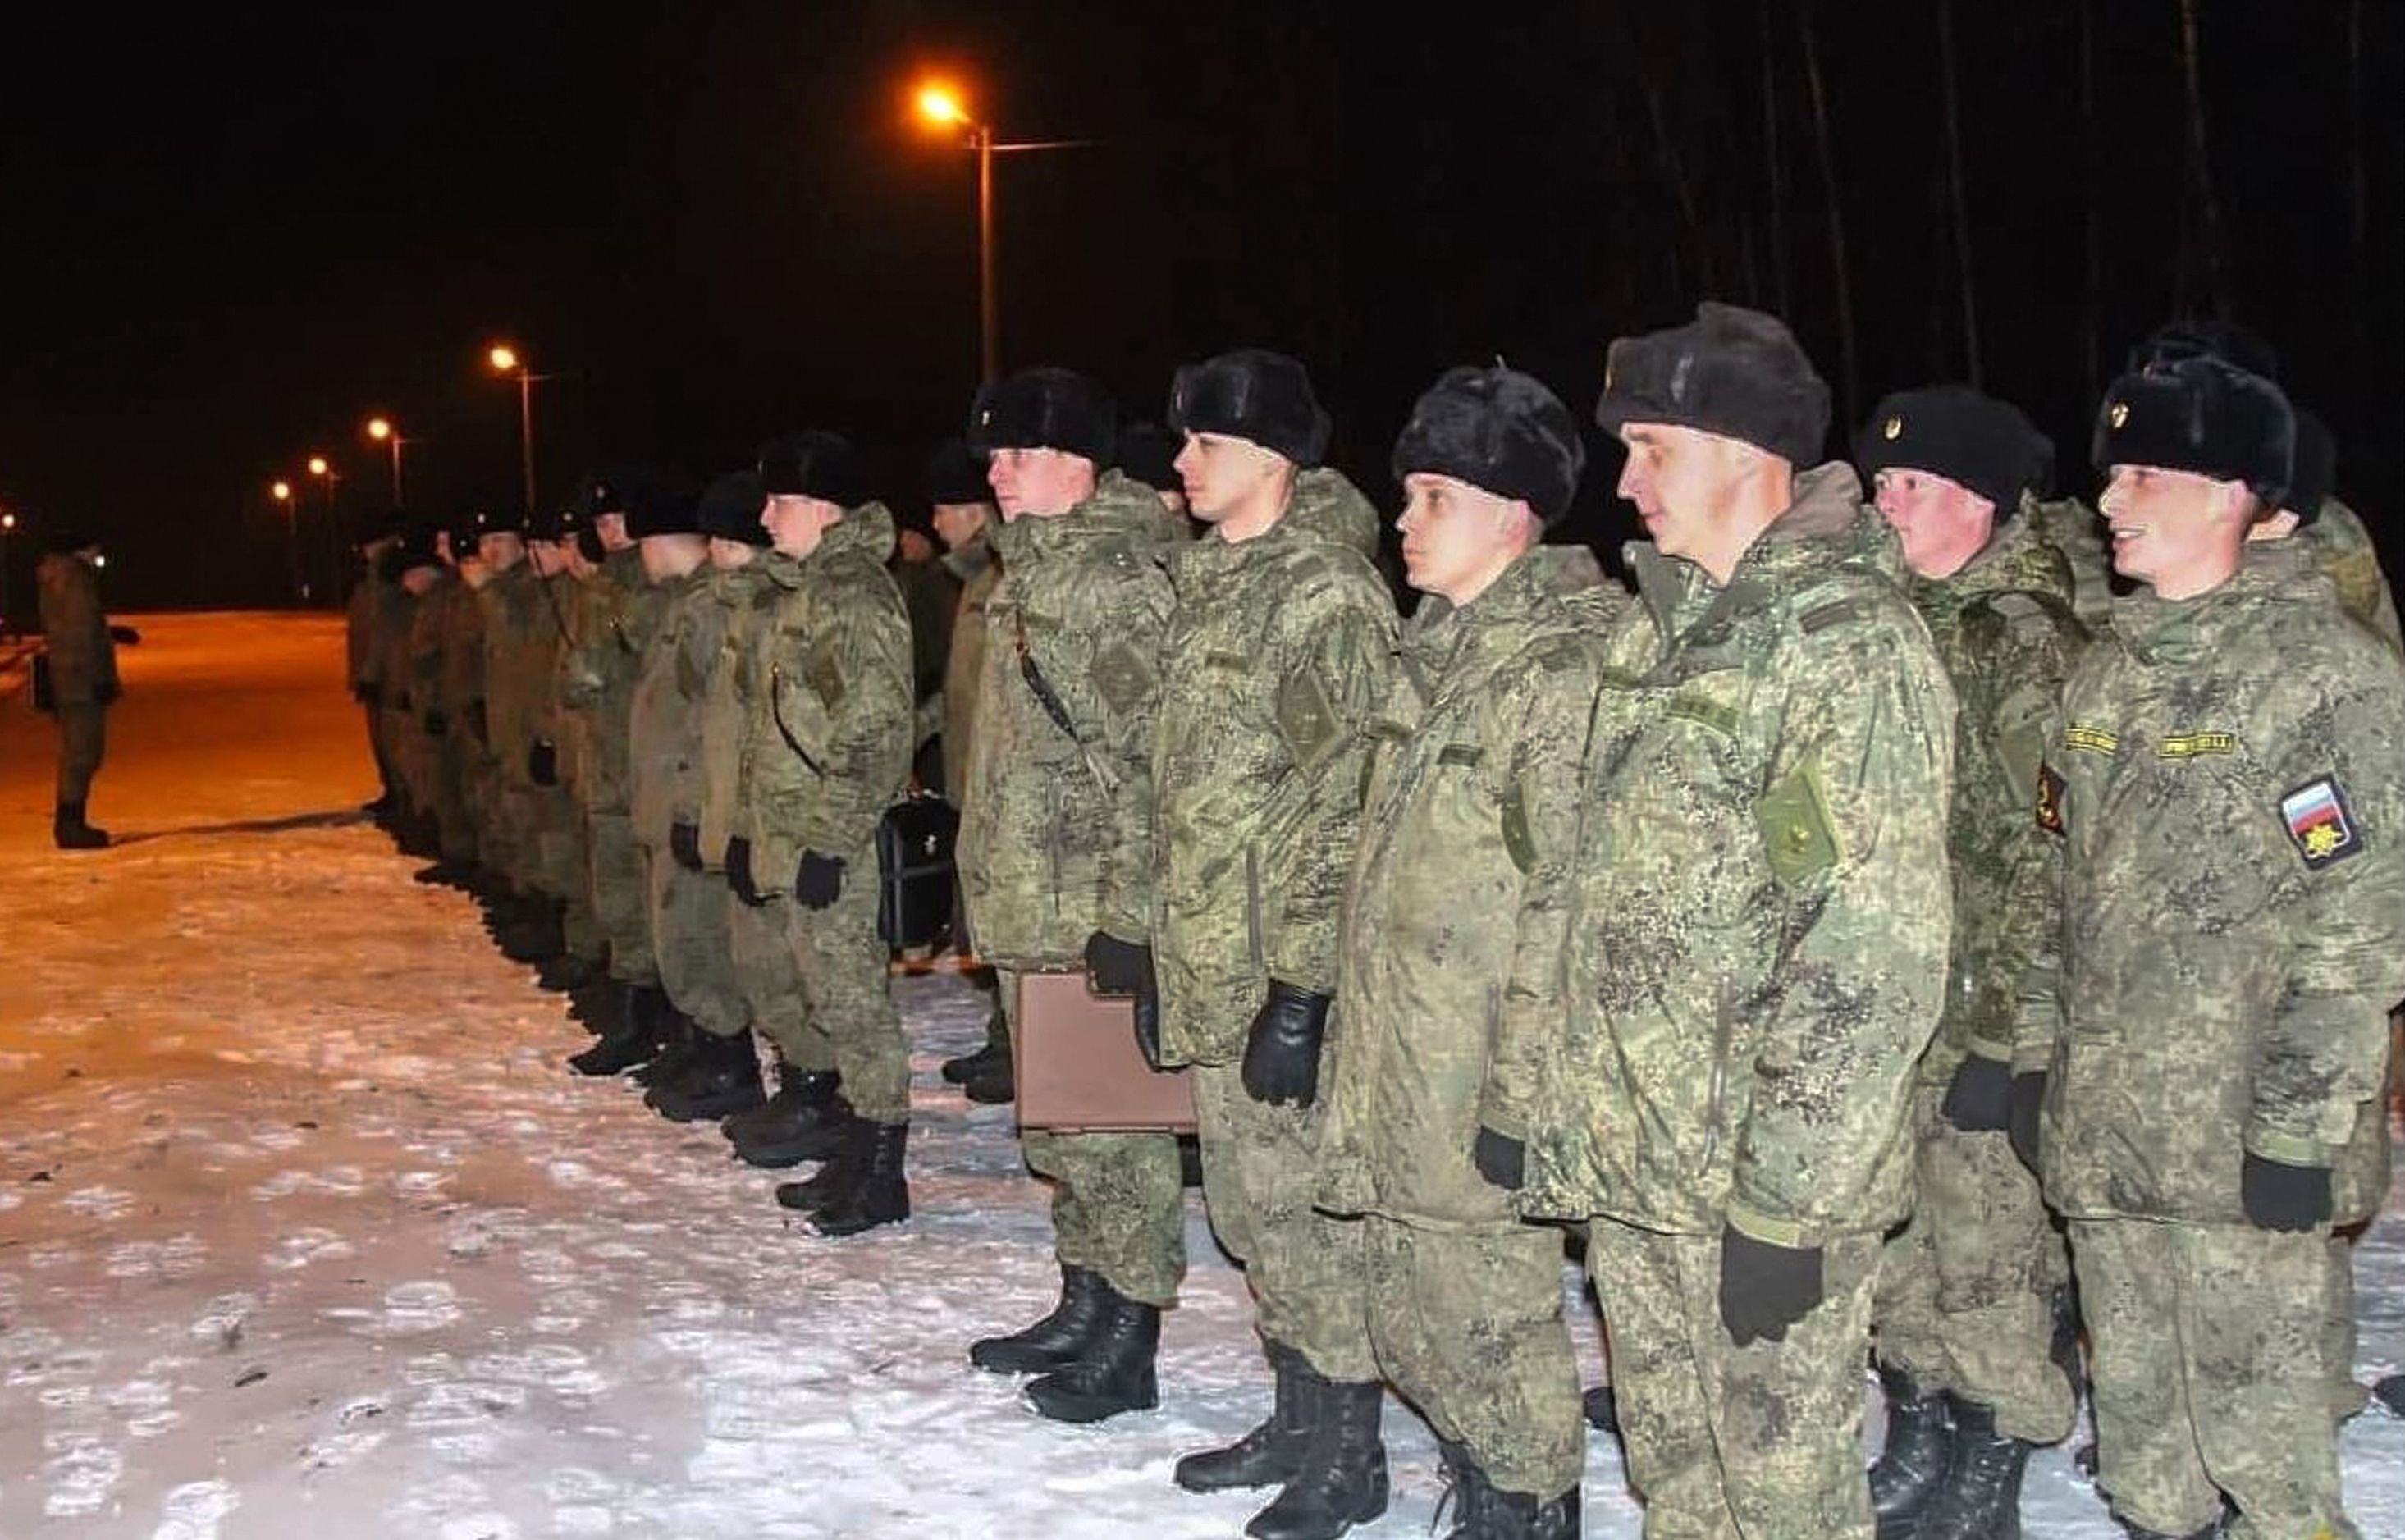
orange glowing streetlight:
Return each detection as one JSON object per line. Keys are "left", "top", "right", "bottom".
{"left": 271, "top": 480, "right": 292, "bottom": 502}
{"left": 271, "top": 479, "right": 302, "bottom": 602}
{"left": 364, "top": 416, "right": 405, "bottom": 503}
{"left": 307, "top": 455, "right": 330, "bottom": 478}
{"left": 487, "top": 342, "right": 556, "bottom": 515}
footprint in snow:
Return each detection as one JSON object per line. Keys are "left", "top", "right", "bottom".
{"left": 151, "top": 1477, "right": 239, "bottom": 1540}
{"left": 62, "top": 1185, "right": 135, "bottom": 1220}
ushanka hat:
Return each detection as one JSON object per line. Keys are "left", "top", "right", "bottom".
{"left": 1392, "top": 365, "right": 1586, "bottom": 528}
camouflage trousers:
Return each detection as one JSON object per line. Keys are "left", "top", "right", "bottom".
{"left": 642, "top": 845, "right": 748, "bottom": 1040}
{"left": 2069, "top": 1218, "right": 2357, "bottom": 1540}
{"left": 1363, "top": 1214, "right": 1582, "bottom": 1500}
{"left": 53, "top": 702, "right": 106, "bottom": 806}
{"left": 531, "top": 786, "right": 605, "bottom": 961}
{"left": 365, "top": 701, "right": 398, "bottom": 797}
{"left": 1873, "top": 1084, "right": 2076, "bottom": 1443}
{"left": 583, "top": 809, "right": 656, "bottom": 985}
{"left": 1003, "top": 969, "right": 1186, "bottom": 1308}
{"left": 1587, "top": 1219, "right": 1881, "bottom": 1540}
{"left": 726, "top": 890, "right": 833, "bottom": 1072}
{"left": 429, "top": 729, "right": 480, "bottom": 863}
{"left": 777, "top": 839, "right": 908, "bottom": 1123}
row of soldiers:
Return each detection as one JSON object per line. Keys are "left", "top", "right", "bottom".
{"left": 345, "top": 303, "right": 2403, "bottom": 1540}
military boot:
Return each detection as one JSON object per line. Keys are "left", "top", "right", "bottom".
{"left": 962, "top": 1051, "right": 1015, "bottom": 1104}
{"left": 941, "top": 1003, "right": 1009, "bottom": 1084}
{"left": 53, "top": 801, "right": 110, "bottom": 850}
{"left": 2376, "top": 1373, "right": 2405, "bottom": 1418}
{"left": 1244, "top": 1377, "right": 1388, "bottom": 1540}
{"left": 1870, "top": 1363, "right": 1954, "bottom": 1538}
{"left": 728, "top": 1071, "right": 854, "bottom": 1168}
{"left": 537, "top": 951, "right": 605, "bottom": 994}
{"left": 1176, "top": 1340, "right": 1316, "bottom": 1492}
{"left": 628, "top": 1001, "right": 698, "bottom": 1088}
{"left": 642, "top": 1029, "right": 764, "bottom": 1122}
{"left": 566, "top": 977, "right": 616, "bottom": 1033}
{"left": 569, "top": 985, "right": 665, "bottom": 1076}
{"left": 496, "top": 898, "right": 565, "bottom": 964}
{"left": 969, "top": 1265, "right": 1110, "bottom": 1373}
{"left": 802, "top": 1121, "right": 909, "bottom": 1237}
{"left": 1580, "top": 1384, "right": 1618, "bottom": 1433}
{"left": 1917, "top": 1394, "right": 2031, "bottom": 1540}
{"left": 1023, "top": 1287, "right": 1159, "bottom": 1423}
{"left": 1435, "top": 1445, "right": 1580, "bottom": 1540}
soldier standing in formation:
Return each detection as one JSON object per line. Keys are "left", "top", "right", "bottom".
{"left": 34, "top": 529, "right": 120, "bottom": 849}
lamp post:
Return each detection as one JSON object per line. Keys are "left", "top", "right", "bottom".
{"left": 0, "top": 509, "right": 16, "bottom": 634}
{"left": 271, "top": 480, "right": 299, "bottom": 604}
{"left": 306, "top": 457, "right": 340, "bottom": 605}
{"left": 487, "top": 344, "right": 560, "bottom": 517}
{"left": 365, "top": 416, "right": 406, "bottom": 504}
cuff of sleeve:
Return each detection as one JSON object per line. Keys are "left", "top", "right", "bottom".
{"left": 1723, "top": 1197, "right": 1812, "bottom": 1250}
{"left": 1964, "top": 1035, "right": 2014, "bottom": 1064}
{"left": 2243, "top": 1126, "right": 2338, "bottom": 1168}
{"left": 1475, "top": 1094, "right": 1529, "bottom": 1144}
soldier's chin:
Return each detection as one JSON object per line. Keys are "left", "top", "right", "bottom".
{"left": 2107, "top": 532, "right": 2151, "bottom": 580}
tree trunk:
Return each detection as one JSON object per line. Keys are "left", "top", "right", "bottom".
{"left": 1939, "top": 0, "right": 1982, "bottom": 385}
{"left": 2178, "top": 0, "right": 2230, "bottom": 318}
{"left": 1800, "top": 0, "right": 1859, "bottom": 427}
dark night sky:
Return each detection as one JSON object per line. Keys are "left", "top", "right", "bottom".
{"left": 2, "top": 2, "right": 2399, "bottom": 612}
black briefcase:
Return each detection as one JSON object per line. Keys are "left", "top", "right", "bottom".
{"left": 31, "top": 651, "right": 55, "bottom": 713}
{"left": 876, "top": 792, "right": 959, "bottom": 949}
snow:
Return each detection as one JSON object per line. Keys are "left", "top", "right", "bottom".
{"left": 1, "top": 610, "right": 2399, "bottom": 1538}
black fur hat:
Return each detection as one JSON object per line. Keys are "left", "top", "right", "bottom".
{"left": 923, "top": 439, "right": 993, "bottom": 507}
{"left": 2127, "top": 318, "right": 2279, "bottom": 381}
{"left": 694, "top": 468, "right": 770, "bottom": 546}
{"left": 1167, "top": 349, "right": 1330, "bottom": 467}
{"left": 967, "top": 368, "right": 1116, "bottom": 467}
{"left": 2284, "top": 409, "right": 2334, "bottom": 525}
{"left": 579, "top": 468, "right": 629, "bottom": 519}
{"left": 1854, "top": 385, "right": 2054, "bottom": 514}
{"left": 1594, "top": 301, "right": 1831, "bottom": 466}
{"left": 1116, "top": 421, "right": 1184, "bottom": 493}
{"left": 45, "top": 527, "right": 99, "bottom": 555}
{"left": 2092, "top": 354, "right": 2295, "bottom": 505}
{"left": 464, "top": 503, "right": 526, "bottom": 542}
{"left": 757, "top": 430, "right": 868, "bottom": 507}
{"left": 625, "top": 474, "right": 702, "bottom": 539}
{"left": 1392, "top": 365, "right": 1587, "bottom": 528}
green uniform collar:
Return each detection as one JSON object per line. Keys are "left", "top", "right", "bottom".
{"left": 2107, "top": 536, "right": 2328, "bottom": 662}
{"left": 989, "top": 470, "right": 1164, "bottom": 567}
{"left": 761, "top": 501, "right": 897, "bottom": 591}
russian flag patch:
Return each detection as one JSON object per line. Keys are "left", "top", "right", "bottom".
{"left": 2279, "top": 775, "right": 2363, "bottom": 871}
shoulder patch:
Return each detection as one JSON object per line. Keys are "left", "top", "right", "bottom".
{"left": 2279, "top": 775, "right": 2364, "bottom": 870}
{"left": 1797, "top": 600, "right": 1863, "bottom": 634}
{"left": 1756, "top": 759, "right": 1843, "bottom": 883}
{"left": 803, "top": 633, "right": 846, "bottom": 709}
{"left": 1278, "top": 665, "right": 1348, "bottom": 773}
{"left": 1092, "top": 637, "right": 1158, "bottom": 715}
{"left": 2035, "top": 761, "right": 2067, "bottom": 835}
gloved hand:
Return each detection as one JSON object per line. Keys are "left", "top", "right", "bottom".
{"left": 1718, "top": 1226, "right": 1825, "bottom": 1346}
{"left": 1240, "top": 980, "right": 1333, "bottom": 1108}
{"left": 1473, "top": 1126, "right": 1525, "bottom": 1191}
{"left": 357, "top": 679, "right": 382, "bottom": 708}
{"left": 2241, "top": 1152, "right": 2333, "bottom": 1232}
{"left": 1082, "top": 931, "right": 1150, "bottom": 995}
{"left": 669, "top": 821, "right": 704, "bottom": 873}
{"left": 528, "top": 738, "right": 558, "bottom": 788}
{"left": 2006, "top": 1072, "right": 2047, "bottom": 1176}
{"left": 725, "top": 837, "right": 767, "bottom": 907}
{"left": 793, "top": 850, "right": 844, "bottom": 910}
{"left": 1941, "top": 1054, "right": 2012, "bottom": 1133}
{"left": 423, "top": 708, "right": 448, "bottom": 738}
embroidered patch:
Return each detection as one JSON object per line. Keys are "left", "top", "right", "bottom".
{"left": 2063, "top": 725, "right": 2119, "bottom": 756}
{"left": 1092, "top": 639, "right": 1157, "bottom": 715}
{"left": 2158, "top": 731, "right": 2238, "bottom": 759}
{"left": 2035, "top": 762, "right": 2067, "bottom": 835}
{"left": 803, "top": 637, "right": 846, "bottom": 710}
{"left": 2280, "top": 775, "right": 2364, "bottom": 870}
{"left": 1277, "top": 667, "right": 1347, "bottom": 772}
{"left": 1666, "top": 692, "right": 1740, "bottom": 738}
{"left": 1500, "top": 781, "right": 1536, "bottom": 875}
{"left": 1756, "top": 760, "right": 1841, "bottom": 883}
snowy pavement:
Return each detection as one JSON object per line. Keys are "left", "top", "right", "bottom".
{"left": 1, "top": 612, "right": 2398, "bottom": 1538}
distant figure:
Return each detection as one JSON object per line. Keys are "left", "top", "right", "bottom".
{"left": 34, "top": 529, "right": 119, "bottom": 849}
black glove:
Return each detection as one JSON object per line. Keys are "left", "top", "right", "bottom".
{"left": 1718, "top": 1226, "right": 1825, "bottom": 1347}
{"left": 1941, "top": 1054, "right": 2013, "bottom": 1133}
{"left": 528, "top": 738, "right": 558, "bottom": 788}
{"left": 669, "top": 821, "right": 705, "bottom": 873}
{"left": 423, "top": 709, "right": 448, "bottom": 738}
{"left": 1240, "top": 980, "right": 1332, "bottom": 1108}
{"left": 109, "top": 624, "right": 142, "bottom": 645}
{"left": 1472, "top": 1126, "right": 1525, "bottom": 1191}
{"left": 2241, "top": 1152, "right": 2333, "bottom": 1233}
{"left": 725, "top": 837, "right": 767, "bottom": 907}
{"left": 793, "top": 850, "right": 844, "bottom": 910}
{"left": 357, "top": 679, "right": 382, "bottom": 708}
{"left": 2006, "top": 1072, "right": 2047, "bottom": 1177}
{"left": 1083, "top": 932, "right": 1150, "bottom": 995}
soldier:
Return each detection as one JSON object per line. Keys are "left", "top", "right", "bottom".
{"left": 1118, "top": 349, "right": 1397, "bottom": 1538}
{"left": 1850, "top": 386, "right": 2084, "bottom": 1539}
{"left": 348, "top": 514, "right": 405, "bottom": 820}
{"left": 2015, "top": 354, "right": 2405, "bottom": 1539}
{"left": 1314, "top": 366, "right": 1601, "bottom": 1540}
{"left": 34, "top": 528, "right": 120, "bottom": 849}
{"left": 524, "top": 502, "right": 611, "bottom": 993}
{"left": 1519, "top": 303, "right": 1958, "bottom": 1540}
{"left": 953, "top": 368, "right": 1184, "bottom": 1424}
{"left": 374, "top": 527, "right": 445, "bottom": 857}
{"left": 715, "top": 431, "right": 919, "bottom": 1235}
{"left": 430, "top": 517, "right": 499, "bottom": 893}
{"left": 471, "top": 505, "right": 564, "bottom": 961}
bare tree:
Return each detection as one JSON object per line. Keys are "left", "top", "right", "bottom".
{"left": 1939, "top": 0, "right": 1982, "bottom": 385}
{"left": 1800, "top": 0, "right": 1859, "bottom": 425}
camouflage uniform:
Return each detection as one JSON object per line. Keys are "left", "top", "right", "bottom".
{"left": 2032, "top": 495, "right": 2114, "bottom": 632}
{"left": 958, "top": 471, "right": 1183, "bottom": 1307}
{"left": 1316, "top": 546, "right": 1605, "bottom": 1501}
{"left": 478, "top": 562, "right": 552, "bottom": 893}
{"left": 348, "top": 566, "right": 402, "bottom": 801}
{"left": 34, "top": 551, "right": 119, "bottom": 807}
{"left": 437, "top": 569, "right": 496, "bottom": 869}
{"left": 2019, "top": 539, "right": 2405, "bottom": 1540}
{"left": 940, "top": 527, "right": 999, "bottom": 805}
{"left": 1150, "top": 468, "right": 1395, "bottom": 1381}
{"left": 1522, "top": 466, "right": 1958, "bottom": 1540}
{"left": 368, "top": 584, "right": 429, "bottom": 826}
{"left": 535, "top": 565, "right": 606, "bottom": 962}
{"left": 563, "top": 547, "right": 663, "bottom": 985}
{"left": 1871, "top": 514, "right": 2085, "bottom": 1445}
{"left": 735, "top": 505, "right": 916, "bottom": 1122}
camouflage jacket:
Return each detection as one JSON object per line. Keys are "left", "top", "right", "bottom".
{"left": 1521, "top": 464, "right": 1959, "bottom": 1245}
{"left": 437, "top": 573, "right": 490, "bottom": 754}
{"left": 369, "top": 587, "right": 422, "bottom": 720}
{"left": 734, "top": 505, "right": 915, "bottom": 884}
{"left": 957, "top": 471, "right": 1174, "bottom": 971}
{"left": 1904, "top": 518, "right": 2086, "bottom": 1082}
{"left": 477, "top": 564, "right": 562, "bottom": 779}
{"left": 345, "top": 574, "right": 383, "bottom": 692}
{"left": 561, "top": 549, "right": 658, "bottom": 814}
{"left": 34, "top": 553, "right": 118, "bottom": 706}
{"left": 1318, "top": 549, "right": 1616, "bottom": 1227}
{"left": 1150, "top": 469, "right": 1397, "bottom": 1065}
{"left": 2303, "top": 499, "right": 2403, "bottom": 660}
{"left": 626, "top": 569, "right": 720, "bottom": 850}
{"left": 2019, "top": 539, "right": 2405, "bottom": 1226}
{"left": 2031, "top": 496, "right": 2114, "bottom": 633}
{"left": 939, "top": 528, "right": 1000, "bottom": 801}
{"left": 696, "top": 561, "right": 776, "bottom": 872}
{"left": 403, "top": 571, "right": 459, "bottom": 723}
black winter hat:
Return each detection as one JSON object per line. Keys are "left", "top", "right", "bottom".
{"left": 2092, "top": 354, "right": 2295, "bottom": 505}
{"left": 1167, "top": 349, "right": 1330, "bottom": 467}
{"left": 391, "top": 520, "right": 444, "bottom": 574}
{"left": 1594, "top": 301, "right": 1831, "bottom": 466}
{"left": 757, "top": 430, "right": 868, "bottom": 507}
{"left": 694, "top": 469, "right": 770, "bottom": 546}
{"left": 1116, "top": 421, "right": 1184, "bottom": 493}
{"left": 46, "top": 527, "right": 99, "bottom": 556}
{"left": 1392, "top": 365, "right": 1588, "bottom": 528}
{"left": 923, "top": 439, "right": 993, "bottom": 507}
{"left": 2284, "top": 409, "right": 2334, "bottom": 525}
{"left": 352, "top": 505, "right": 406, "bottom": 549}
{"left": 464, "top": 504, "right": 526, "bottom": 542}
{"left": 626, "top": 474, "right": 702, "bottom": 539}
{"left": 967, "top": 368, "right": 1116, "bottom": 467}
{"left": 2127, "top": 318, "right": 2280, "bottom": 382}
{"left": 1854, "top": 385, "right": 2054, "bottom": 514}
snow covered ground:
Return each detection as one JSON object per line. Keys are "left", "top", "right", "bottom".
{"left": 0, "top": 611, "right": 2398, "bottom": 1539}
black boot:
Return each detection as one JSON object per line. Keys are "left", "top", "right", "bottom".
{"left": 642, "top": 1029, "right": 764, "bottom": 1122}
{"left": 732, "top": 1072, "right": 855, "bottom": 1169}
{"left": 1176, "top": 1341, "right": 1317, "bottom": 1492}
{"left": 537, "top": 951, "right": 604, "bottom": 993}
{"left": 1917, "top": 1394, "right": 2031, "bottom": 1540}
{"left": 1024, "top": 1289, "right": 1159, "bottom": 1423}
{"left": 969, "top": 1265, "right": 1111, "bottom": 1374}
{"left": 1581, "top": 1384, "right": 1618, "bottom": 1433}
{"left": 1245, "top": 1376, "right": 1387, "bottom": 1540}
{"left": 496, "top": 898, "right": 565, "bottom": 964}
{"left": 2377, "top": 1373, "right": 2405, "bottom": 1419}
{"left": 569, "top": 985, "right": 665, "bottom": 1076}
{"left": 1437, "top": 1444, "right": 1580, "bottom": 1540}
{"left": 962, "top": 1051, "right": 1015, "bottom": 1104}
{"left": 629, "top": 1002, "right": 699, "bottom": 1087}
{"left": 1869, "top": 1363, "right": 1954, "bottom": 1538}
{"left": 942, "top": 1004, "right": 1008, "bottom": 1085}
{"left": 53, "top": 800, "right": 110, "bottom": 850}
{"left": 802, "top": 1121, "right": 910, "bottom": 1237}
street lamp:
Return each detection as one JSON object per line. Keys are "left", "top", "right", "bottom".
{"left": 488, "top": 343, "right": 556, "bottom": 517}
{"left": 913, "top": 79, "right": 1094, "bottom": 382}
{"left": 0, "top": 508, "right": 16, "bottom": 634}
{"left": 364, "top": 416, "right": 407, "bottom": 504}
{"left": 271, "top": 479, "right": 300, "bottom": 603}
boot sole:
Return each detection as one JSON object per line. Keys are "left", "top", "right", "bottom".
{"left": 1245, "top": 1474, "right": 1388, "bottom": 1540}
{"left": 1025, "top": 1371, "right": 1158, "bottom": 1424}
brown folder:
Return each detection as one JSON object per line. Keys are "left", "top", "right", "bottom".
{"left": 1013, "top": 970, "right": 1199, "bottom": 1133}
